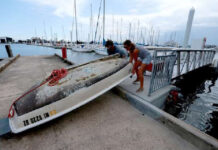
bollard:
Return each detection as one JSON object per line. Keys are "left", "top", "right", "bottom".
{"left": 61, "top": 47, "right": 67, "bottom": 59}
{"left": 5, "top": 45, "right": 13, "bottom": 58}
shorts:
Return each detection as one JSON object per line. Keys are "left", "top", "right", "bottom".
{"left": 138, "top": 56, "right": 152, "bottom": 65}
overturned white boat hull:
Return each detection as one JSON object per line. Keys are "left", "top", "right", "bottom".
{"left": 9, "top": 55, "right": 132, "bottom": 133}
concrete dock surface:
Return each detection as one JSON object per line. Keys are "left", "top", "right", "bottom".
{"left": 118, "top": 74, "right": 174, "bottom": 108}
{"left": 0, "top": 55, "right": 198, "bottom": 150}
{"left": 0, "top": 55, "right": 68, "bottom": 118}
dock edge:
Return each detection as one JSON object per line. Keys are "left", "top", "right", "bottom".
{"left": 113, "top": 87, "right": 218, "bottom": 150}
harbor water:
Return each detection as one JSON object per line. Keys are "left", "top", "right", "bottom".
{"left": 165, "top": 67, "right": 218, "bottom": 139}
{"left": 0, "top": 44, "right": 102, "bottom": 65}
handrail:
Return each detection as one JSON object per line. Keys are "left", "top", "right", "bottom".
{"left": 174, "top": 50, "right": 215, "bottom": 78}
{"left": 147, "top": 49, "right": 216, "bottom": 96}
{"left": 148, "top": 51, "right": 176, "bottom": 96}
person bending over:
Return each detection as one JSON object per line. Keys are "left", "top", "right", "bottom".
{"left": 105, "top": 40, "right": 127, "bottom": 58}
{"left": 123, "top": 40, "right": 152, "bottom": 92}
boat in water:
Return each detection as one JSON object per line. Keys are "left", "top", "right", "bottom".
{"left": 7, "top": 54, "right": 132, "bottom": 134}
{"left": 94, "top": 46, "right": 108, "bottom": 56}
{"left": 71, "top": 44, "right": 94, "bottom": 53}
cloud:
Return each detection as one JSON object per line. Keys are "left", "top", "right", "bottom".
{"left": 22, "top": 0, "right": 87, "bottom": 17}
{"left": 21, "top": 0, "right": 218, "bottom": 44}
{"left": 129, "top": 9, "right": 138, "bottom": 14}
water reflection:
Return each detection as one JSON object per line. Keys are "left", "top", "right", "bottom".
{"left": 67, "top": 51, "right": 102, "bottom": 65}
{"left": 165, "top": 67, "right": 218, "bottom": 139}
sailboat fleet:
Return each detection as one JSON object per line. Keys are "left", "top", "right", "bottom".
{"left": 71, "top": 0, "right": 105, "bottom": 54}
{"left": 33, "top": 0, "right": 162, "bottom": 55}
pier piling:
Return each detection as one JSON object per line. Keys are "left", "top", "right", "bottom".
{"left": 5, "top": 45, "right": 13, "bottom": 58}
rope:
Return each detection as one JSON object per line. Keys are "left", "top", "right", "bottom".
{"left": 48, "top": 68, "right": 68, "bottom": 86}
{"left": 8, "top": 68, "right": 68, "bottom": 118}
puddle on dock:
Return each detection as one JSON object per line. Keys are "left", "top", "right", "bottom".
{"left": 164, "top": 67, "right": 218, "bottom": 139}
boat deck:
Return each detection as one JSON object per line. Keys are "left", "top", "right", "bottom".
{"left": 0, "top": 55, "right": 198, "bottom": 150}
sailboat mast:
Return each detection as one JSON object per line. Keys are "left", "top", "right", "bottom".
{"left": 137, "top": 20, "right": 140, "bottom": 43}
{"left": 90, "top": 3, "right": 93, "bottom": 43}
{"left": 129, "top": 22, "right": 131, "bottom": 39}
{"left": 117, "top": 19, "right": 118, "bottom": 43}
{"left": 120, "top": 18, "right": 123, "bottom": 42}
{"left": 103, "top": 0, "right": 105, "bottom": 43}
{"left": 43, "top": 21, "right": 47, "bottom": 42}
{"left": 62, "top": 26, "right": 66, "bottom": 45}
{"left": 112, "top": 15, "right": 114, "bottom": 41}
{"left": 74, "top": 0, "right": 78, "bottom": 42}
{"left": 91, "top": 4, "right": 93, "bottom": 42}
{"left": 50, "top": 26, "right": 53, "bottom": 45}
{"left": 71, "top": 18, "right": 74, "bottom": 45}
{"left": 70, "top": 30, "right": 73, "bottom": 46}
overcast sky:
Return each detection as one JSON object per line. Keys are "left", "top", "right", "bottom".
{"left": 1, "top": 0, "right": 218, "bottom": 45}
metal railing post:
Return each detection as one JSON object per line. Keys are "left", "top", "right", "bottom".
{"left": 204, "top": 51, "right": 206, "bottom": 65}
{"left": 193, "top": 51, "right": 196, "bottom": 70}
{"left": 148, "top": 50, "right": 157, "bottom": 96}
{"left": 199, "top": 51, "right": 203, "bottom": 67}
{"left": 209, "top": 52, "right": 213, "bottom": 63}
{"left": 177, "top": 51, "right": 180, "bottom": 76}
{"left": 206, "top": 51, "right": 209, "bottom": 65}
{"left": 202, "top": 51, "right": 206, "bottom": 66}
{"left": 212, "top": 51, "right": 216, "bottom": 63}
{"left": 186, "top": 51, "right": 190, "bottom": 72}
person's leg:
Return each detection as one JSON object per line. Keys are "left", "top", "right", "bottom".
{"left": 136, "top": 63, "right": 147, "bottom": 92}
{"left": 133, "top": 60, "right": 141, "bottom": 83}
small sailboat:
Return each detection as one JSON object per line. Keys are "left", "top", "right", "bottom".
{"left": 71, "top": 0, "right": 94, "bottom": 53}
{"left": 93, "top": 0, "right": 108, "bottom": 56}
{"left": 94, "top": 46, "right": 108, "bottom": 55}
{"left": 71, "top": 44, "right": 94, "bottom": 53}
{"left": 7, "top": 54, "right": 132, "bottom": 134}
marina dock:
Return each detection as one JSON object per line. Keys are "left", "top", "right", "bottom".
{"left": 1, "top": 0, "right": 218, "bottom": 149}
{"left": 116, "top": 75, "right": 174, "bottom": 108}
{"left": 0, "top": 55, "right": 200, "bottom": 150}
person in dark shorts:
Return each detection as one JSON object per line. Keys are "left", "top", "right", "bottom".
{"left": 123, "top": 40, "right": 152, "bottom": 92}
{"left": 105, "top": 40, "right": 127, "bottom": 58}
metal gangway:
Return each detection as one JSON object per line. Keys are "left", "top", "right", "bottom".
{"left": 148, "top": 48, "right": 216, "bottom": 96}
{"left": 174, "top": 49, "right": 216, "bottom": 78}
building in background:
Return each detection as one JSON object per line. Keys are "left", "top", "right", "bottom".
{"left": 191, "top": 37, "right": 206, "bottom": 49}
{"left": 0, "top": 37, "right": 13, "bottom": 43}
{"left": 164, "top": 40, "right": 179, "bottom": 47}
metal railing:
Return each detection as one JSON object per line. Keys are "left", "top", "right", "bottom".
{"left": 147, "top": 48, "right": 216, "bottom": 96}
{"left": 148, "top": 50, "right": 177, "bottom": 96}
{"left": 174, "top": 49, "right": 216, "bottom": 77}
